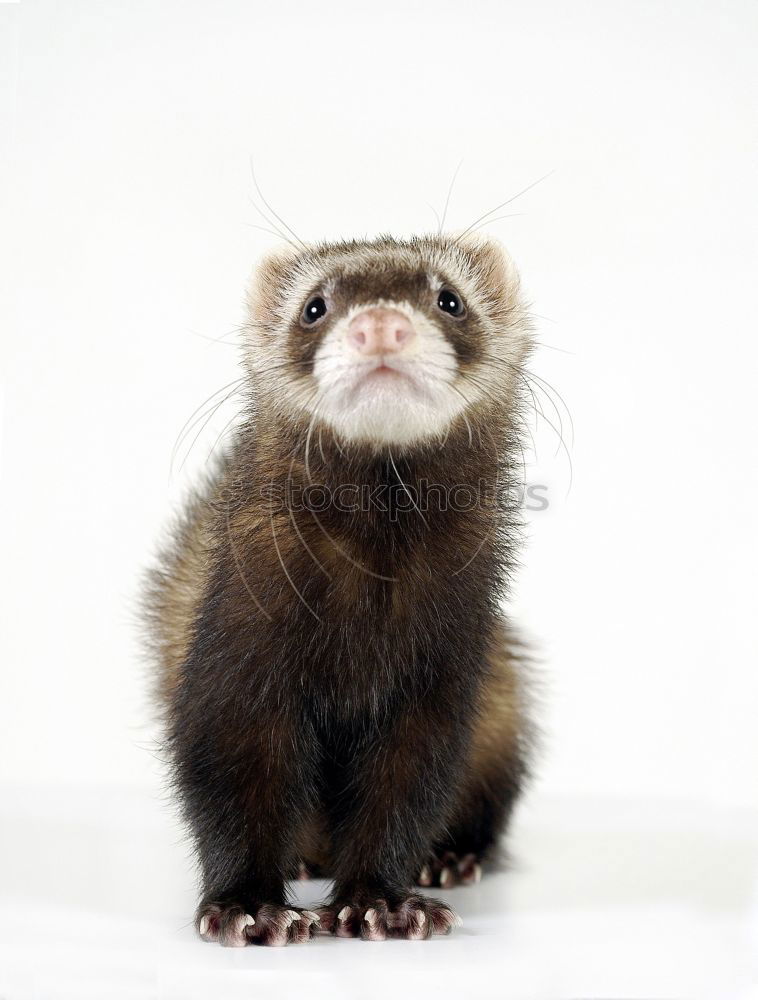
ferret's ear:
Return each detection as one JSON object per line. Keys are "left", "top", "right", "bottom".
{"left": 246, "top": 244, "right": 303, "bottom": 325}
{"left": 454, "top": 232, "right": 520, "bottom": 291}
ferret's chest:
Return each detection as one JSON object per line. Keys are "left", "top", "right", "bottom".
{"left": 257, "top": 564, "right": 492, "bottom": 712}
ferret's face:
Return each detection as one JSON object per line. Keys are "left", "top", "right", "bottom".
{"left": 246, "top": 235, "right": 531, "bottom": 448}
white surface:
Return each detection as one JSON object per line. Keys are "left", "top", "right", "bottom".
{"left": 1, "top": 0, "right": 757, "bottom": 997}
{"left": 1, "top": 787, "right": 756, "bottom": 1000}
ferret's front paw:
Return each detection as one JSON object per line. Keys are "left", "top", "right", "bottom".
{"left": 196, "top": 902, "right": 320, "bottom": 947}
{"left": 416, "top": 850, "right": 483, "bottom": 888}
{"left": 316, "top": 894, "right": 460, "bottom": 941}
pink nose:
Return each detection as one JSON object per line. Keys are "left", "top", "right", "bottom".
{"left": 346, "top": 307, "right": 416, "bottom": 355}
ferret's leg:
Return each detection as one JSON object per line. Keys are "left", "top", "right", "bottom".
{"left": 169, "top": 676, "right": 321, "bottom": 947}
{"left": 317, "top": 705, "right": 469, "bottom": 941}
{"left": 416, "top": 765, "right": 524, "bottom": 888}
{"left": 417, "top": 629, "right": 530, "bottom": 889}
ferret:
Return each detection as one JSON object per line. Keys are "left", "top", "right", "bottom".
{"left": 144, "top": 233, "right": 535, "bottom": 946}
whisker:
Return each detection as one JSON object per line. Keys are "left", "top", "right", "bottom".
{"left": 317, "top": 424, "right": 327, "bottom": 465}
{"left": 451, "top": 422, "right": 503, "bottom": 577}
{"left": 303, "top": 408, "right": 319, "bottom": 486}
{"left": 477, "top": 350, "right": 569, "bottom": 436}
{"left": 443, "top": 381, "right": 475, "bottom": 448}
{"left": 205, "top": 410, "right": 242, "bottom": 466}
{"left": 418, "top": 355, "right": 559, "bottom": 481}
{"left": 471, "top": 352, "right": 573, "bottom": 494}
{"left": 282, "top": 430, "right": 333, "bottom": 580}
{"left": 425, "top": 201, "right": 442, "bottom": 232}
{"left": 175, "top": 380, "right": 248, "bottom": 477}
{"left": 225, "top": 497, "right": 272, "bottom": 621}
{"left": 498, "top": 362, "right": 563, "bottom": 453}
{"left": 269, "top": 505, "right": 323, "bottom": 623}
{"left": 171, "top": 378, "right": 246, "bottom": 462}
{"left": 303, "top": 400, "right": 398, "bottom": 583}
{"left": 438, "top": 159, "right": 464, "bottom": 235}
{"left": 187, "top": 328, "right": 240, "bottom": 347}
{"left": 459, "top": 367, "right": 527, "bottom": 476}
{"left": 456, "top": 171, "right": 554, "bottom": 242}
{"left": 289, "top": 508, "right": 332, "bottom": 581}
{"left": 388, "top": 448, "right": 428, "bottom": 526}
{"left": 534, "top": 339, "right": 575, "bottom": 355}
{"left": 525, "top": 370, "right": 575, "bottom": 447}
{"left": 531, "top": 377, "right": 565, "bottom": 458}
{"left": 477, "top": 350, "right": 570, "bottom": 430}
{"left": 469, "top": 212, "right": 524, "bottom": 234}
{"left": 245, "top": 222, "right": 301, "bottom": 250}
{"left": 170, "top": 378, "right": 247, "bottom": 479}
{"left": 249, "top": 157, "right": 308, "bottom": 250}
{"left": 516, "top": 373, "right": 573, "bottom": 495}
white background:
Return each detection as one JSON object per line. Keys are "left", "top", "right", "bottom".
{"left": 1, "top": 1, "right": 757, "bottom": 997}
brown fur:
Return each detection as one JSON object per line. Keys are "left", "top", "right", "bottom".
{"left": 296, "top": 623, "right": 531, "bottom": 874}
{"left": 143, "top": 233, "right": 537, "bottom": 943}
{"left": 144, "top": 480, "right": 217, "bottom": 705}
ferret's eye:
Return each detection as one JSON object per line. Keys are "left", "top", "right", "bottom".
{"left": 302, "top": 296, "right": 328, "bottom": 325}
{"left": 437, "top": 287, "right": 466, "bottom": 318}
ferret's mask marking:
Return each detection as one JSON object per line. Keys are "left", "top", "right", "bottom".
{"left": 244, "top": 236, "right": 531, "bottom": 449}
{"left": 309, "top": 295, "right": 468, "bottom": 447}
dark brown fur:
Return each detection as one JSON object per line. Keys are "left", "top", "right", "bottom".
{"left": 143, "top": 235, "right": 535, "bottom": 945}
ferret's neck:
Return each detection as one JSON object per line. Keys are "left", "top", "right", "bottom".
{"left": 249, "top": 409, "right": 513, "bottom": 492}
{"left": 233, "top": 406, "right": 521, "bottom": 592}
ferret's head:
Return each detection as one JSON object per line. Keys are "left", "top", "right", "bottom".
{"left": 245, "top": 235, "right": 532, "bottom": 449}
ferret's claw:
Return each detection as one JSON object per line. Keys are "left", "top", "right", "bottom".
{"left": 196, "top": 902, "right": 316, "bottom": 947}
{"left": 320, "top": 895, "right": 457, "bottom": 941}
{"left": 415, "top": 849, "right": 485, "bottom": 889}
{"left": 235, "top": 913, "right": 255, "bottom": 937}
{"left": 439, "top": 866, "right": 453, "bottom": 888}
